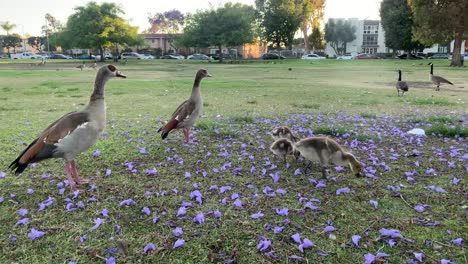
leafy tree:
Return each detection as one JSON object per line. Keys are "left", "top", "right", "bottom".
{"left": 179, "top": 3, "right": 256, "bottom": 62}
{"left": 148, "top": 9, "right": 185, "bottom": 53}
{"left": 56, "top": 2, "right": 143, "bottom": 61}
{"left": 2, "top": 34, "right": 22, "bottom": 54}
{"left": 27, "top": 36, "right": 46, "bottom": 52}
{"left": 256, "top": 0, "right": 304, "bottom": 49}
{"left": 325, "top": 19, "right": 356, "bottom": 55}
{"left": 296, "top": 0, "right": 325, "bottom": 52}
{"left": 380, "top": 0, "right": 422, "bottom": 58}
{"left": 308, "top": 26, "right": 324, "bottom": 51}
{"left": 410, "top": 0, "right": 468, "bottom": 66}
{"left": 1, "top": 21, "right": 16, "bottom": 35}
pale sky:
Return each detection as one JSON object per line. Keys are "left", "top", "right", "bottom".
{"left": 0, "top": 0, "right": 382, "bottom": 36}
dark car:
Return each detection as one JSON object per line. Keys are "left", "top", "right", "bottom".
{"left": 78, "top": 54, "right": 96, "bottom": 60}
{"left": 261, "top": 53, "right": 285, "bottom": 60}
{"left": 50, "top": 54, "right": 72, "bottom": 59}
{"left": 428, "top": 54, "right": 449, "bottom": 59}
{"left": 352, "top": 53, "right": 380, "bottom": 59}
{"left": 398, "top": 54, "right": 424, "bottom": 60}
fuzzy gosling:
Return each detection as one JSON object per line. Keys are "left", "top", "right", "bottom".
{"left": 270, "top": 138, "right": 295, "bottom": 163}
{"left": 293, "top": 137, "right": 362, "bottom": 179}
{"left": 271, "top": 126, "right": 300, "bottom": 142}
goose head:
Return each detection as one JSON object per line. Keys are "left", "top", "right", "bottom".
{"left": 350, "top": 161, "right": 363, "bottom": 177}
{"left": 270, "top": 138, "right": 294, "bottom": 156}
{"left": 196, "top": 69, "right": 212, "bottom": 79}
{"left": 427, "top": 62, "right": 433, "bottom": 66}
{"left": 101, "top": 64, "right": 126, "bottom": 78}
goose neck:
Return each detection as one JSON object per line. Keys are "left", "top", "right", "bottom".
{"left": 91, "top": 73, "right": 110, "bottom": 100}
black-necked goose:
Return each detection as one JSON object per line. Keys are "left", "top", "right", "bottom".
{"left": 158, "top": 69, "right": 212, "bottom": 143}
{"left": 396, "top": 70, "right": 409, "bottom": 96}
{"left": 9, "top": 65, "right": 126, "bottom": 192}
{"left": 428, "top": 62, "right": 453, "bottom": 91}
{"left": 293, "top": 137, "right": 362, "bottom": 179}
{"left": 271, "top": 125, "right": 300, "bottom": 142}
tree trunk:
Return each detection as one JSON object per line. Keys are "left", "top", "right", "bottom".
{"left": 99, "top": 46, "right": 104, "bottom": 62}
{"left": 218, "top": 44, "right": 223, "bottom": 63}
{"left": 302, "top": 24, "right": 309, "bottom": 53}
{"left": 407, "top": 50, "right": 411, "bottom": 59}
{"left": 450, "top": 27, "right": 463, "bottom": 67}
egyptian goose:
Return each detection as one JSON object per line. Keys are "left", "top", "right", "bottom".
{"left": 76, "top": 62, "right": 86, "bottom": 71}
{"left": 9, "top": 65, "right": 126, "bottom": 192}
{"left": 396, "top": 70, "right": 409, "bottom": 96}
{"left": 157, "top": 69, "right": 212, "bottom": 143}
{"left": 293, "top": 137, "right": 362, "bottom": 179}
{"left": 270, "top": 138, "right": 295, "bottom": 163}
{"left": 271, "top": 126, "right": 300, "bottom": 142}
{"left": 428, "top": 62, "right": 453, "bottom": 91}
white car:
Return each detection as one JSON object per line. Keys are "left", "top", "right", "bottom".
{"left": 141, "top": 54, "right": 155, "bottom": 59}
{"left": 120, "top": 52, "right": 143, "bottom": 59}
{"left": 301, "top": 54, "right": 326, "bottom": 60}
{"left": 337, "top": 53, "right": 353, "bottom": 60}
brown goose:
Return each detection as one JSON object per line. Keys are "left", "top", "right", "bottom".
{"left": 428, "top": 62, "right": 453, "bottom": 91}
{"left": 9, "top": 65, "right": 126, "bottom": 192}
{"left": 270, "top": 138, "right": 295, "bottom": 163}
{"left": 158, "top": 69, "right": 212, "bottom": 143}
{"left": 271, "top": 126, "right": 300, "bottom": 142}
{"left": 76, "top": 62, "right": 86, "bottom": 71}
{"left": 396, "top": 70, "right": 409, "bottom": 96}
{"left": 293, "top": 137, "right": 362, "bottom": 179}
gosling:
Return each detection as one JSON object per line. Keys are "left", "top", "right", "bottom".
{"left": 293, "top": 137, "right": 362, "bottom": 179}
{"left": 271, "top": 126, "right": 300, "bottom": 142}
{"left": 270, "top": 138, "right": 295, "bottom": 164}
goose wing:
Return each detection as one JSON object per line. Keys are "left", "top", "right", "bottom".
{"left": 158, "top": 100, "right": 196, "bottom": 139}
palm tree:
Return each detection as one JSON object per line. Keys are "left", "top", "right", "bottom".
{"left": 1, "top": 21, "right": 16, "bottom": 35}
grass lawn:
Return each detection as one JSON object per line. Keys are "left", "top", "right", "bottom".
{"left": 0, "top": 59, "right": 466, "bottom": 263}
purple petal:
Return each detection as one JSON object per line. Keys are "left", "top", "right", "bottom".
{"left": 92, "top": 149, "right": 101, "bottom": 157}
{"left": 91, "top": 218, "right": 104, "bottom": 231}
{"left": 144, "top": 243, "right": 156, "bottom": 253}
{"left": 250, "top": 212, "right": 265, "bottom": 219}
{"left": 451, "top": 238, "right": 463, "bottom": 246}
{"left": 233, "top": 199, "right": 243, "bottom": 209}
{"left": 315, "top": 181, "right": 327, "bottom": 188}
{"left": 275, "top": 207, "right": 288, "bottom": 216}
{"left": 173, "top": 227, "right": 183, "bottom": 236}
{"left": 304, "top": 202, "right": 319, "bottom": 210}
{"left": 213, "top": 210, "right": 222, "bottom": 218}
{"left": 323, "top": 226, "right": 336, "bottom": 232}
{"left": 176, "top": 206, "right": 187, "bottom": 216}
{"left": 15, "top": 217, "right": 29, "bottom": 226}
{"left": 369, "top": 200, "right": 378, "bottom": 209}
{"left": 451, "top": 177, "right": 460, "bottom": 185}
{"left": 257, "top": 239, "right": 271, "bottom": 252}
{"left": 379, "top": 228, "right": 403, "bottom": 238}
{"left": 119, "top": 199, "right": 135, "bottom": 206}
{"left": 363, "top": 253, "right": 375, "bottom": 264}
{"left": 105, "top": 169, "right": 112, "bottom": 176}
{"left": 273, "top": 226, "right": 284, "bottom": 234}
{"left": 27, "top": 188, "right": 34, "bottom": 195}
{"left": 106, "top": 257, "right": 116, "bottom": 264}
{"left": 289, "top": 255, "right": 303, "bottom": 259}
{"left": 28, "top": 228, "right": 47, "bottom": 240}
{"left": 19, "top": 208, "right": 28, "bottom": 216}
{"left": 142, "top": 207, "right": 151, "bottom": 216}
{"left": 336, "top": 187, "right": 351, "bottom": 195}
{"left": 145, "top": 168, "right": 157, "bottom": 175}
{"left": 294, "top": 169, "right": 301, "bottom": 176}
{"left": 413, "top": 252, "right": 424, "bottom": 262}
{"left": 193, "top": 213, "right": 205, "bottom": 224}
{"left": 0, "top": 171, "right": 5, "bottom": 178}
{"left": 173, "top": 239, "right": 185, "bottom": 249}
{"left": 352, "top": 235, "right": 361, "bottom": 247}
{"left": 291, "top": 233, "right": 301, "bottom": 244}
{"left": 101, "top": 208, "right": 109, "bottom": 217}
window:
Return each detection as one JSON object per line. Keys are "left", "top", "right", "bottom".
{"left": 362, "top": 35, "right": 378, "bottom": 46}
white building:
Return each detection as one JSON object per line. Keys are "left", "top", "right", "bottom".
{"left": 422, "top": 40, "right": 468, "bottom": 55}
{"left": 325, "top": 18, "right": 388, "bottom": 57}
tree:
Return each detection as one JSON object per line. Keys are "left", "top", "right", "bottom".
{"left": 179, "top": 3, "right": 256, "bottom": 62}
{"left": 56, "top": 2, "right": 143, "bottom": 61}
{"left": 410, "top": 0, "right": 468, "bottom": 66}
{"left": 256, "top": 0, "right": 304, "bottom": 49}
{"left": 148, "top": 9, "right": 185, "bottom": 53}
{"left": 27, "top": 36, "right": 46, "bottom": 52}
{"left": 2, "top": 34, "right": 22, "bottom": 54}
{"left": 1, "top": 21, "right": 16, "bottom": 35}
{"left": 308, "top": 27, "right": 324, "bottom": 51}
{"left": 296, "top": 0, "right": 325, "bottom": 52}
{"left": 325, "top": 19, "right": 356, "bottom": 55}
{"left": 380, "top": 0, "right": 422, "bottom": 58}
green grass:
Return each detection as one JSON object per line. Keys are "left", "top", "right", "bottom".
{"left": 0, "top": 59, "right": 466, "bottom": 263}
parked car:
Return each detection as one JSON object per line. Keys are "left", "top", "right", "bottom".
{"left": 120, "top": 52, "right": 143, "bottom": 59}
{"left": 37, "top": 52, "right": 50, "bottom": 59}
{"left": 50, "top": 54, "right": 72, "bottom": 59}
{"left": 352, "top": 53, "right": 380, "bottom": 59}
{"left": 261, "top": 53, "right": 285, "bottom": 60}
{"left": 337, "top": 53, "right": 353, "bottom": 60}
{"left": 397, "top": 54, "right": 424, "bottom": 60}
{"left": 301, "top": 54, "right": 326, "bottom": 60}
{"left": 187, "top": 54, "right": 212, "bottom": 60}
{"left": 141, "top": 54, "right": 155, "bottom": 59}
{"left": 95, "top": 53, "right": 113, "bottom": 60}
{"left": 78, "top": 54, "right": 96, "bottom": 60}
{"left": 160, "top": 54, "right": 183, "bottom": 59}
{"left": 428, "top": 53, "right": 449, "bottom": 59}
{"left": 10, "top": 52, "right": 44, "bottom": 59}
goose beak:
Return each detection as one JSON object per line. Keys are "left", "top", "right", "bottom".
{"left": 206, "top": 73, "right": 213, "bottom": 77}
{"left": 116, "top": 71, "right": 126, "bottom": 78}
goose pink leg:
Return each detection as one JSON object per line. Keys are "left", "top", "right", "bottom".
{"left": 183, "top": 128, "right": 190, "bottom": 143}
{"left": 71, "top": 160, "right": 90, "bottom": 184}
{"left": 65, "top": 161, "right": 77, "bottom": 192}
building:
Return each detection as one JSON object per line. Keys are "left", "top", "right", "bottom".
{"left": 139, "top": 33, "right": 186, "bottom": 54}
{"left": 325, "top": 18, "right": 387, "bottom": 57}
{"left": 422, "top": 40, "right": 468, "bottom": 55}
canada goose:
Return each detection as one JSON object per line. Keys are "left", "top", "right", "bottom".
{"left": 270, "top": 138, "right": 294, "bottom": 163}
{"left": 158, "top": 69, "right": 212, "bottom": 143}
{"left": 271, "top": 126, "right": 300, "bottom": 142}
{"left": 428, "top": 62, "right": 453, "bottom": 91}
{"left": 396, "top": 70, "right": 409, "bottom": 96}
{"left": 293, "top": 137, "right": 362, "bottom": 179}
{"left": 76, "top": 62, "right": 86, "bottom": 71}
{"left": 9, "top": 65, "right": 126, "bottom": 192}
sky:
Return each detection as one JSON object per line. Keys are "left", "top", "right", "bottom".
{"left": 0, "top": 0, "right": 382, "bottom": 36}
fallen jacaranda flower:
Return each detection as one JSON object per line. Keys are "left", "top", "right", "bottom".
{"left": 28, "top": 228, "right": 46, "bottom": 240}
{"left": 144, "top": 243, "right": 156, "bottom": 253}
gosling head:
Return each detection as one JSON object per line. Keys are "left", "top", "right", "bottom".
{"left": 350, "top": 161, "right": 363, "bottom": 177}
